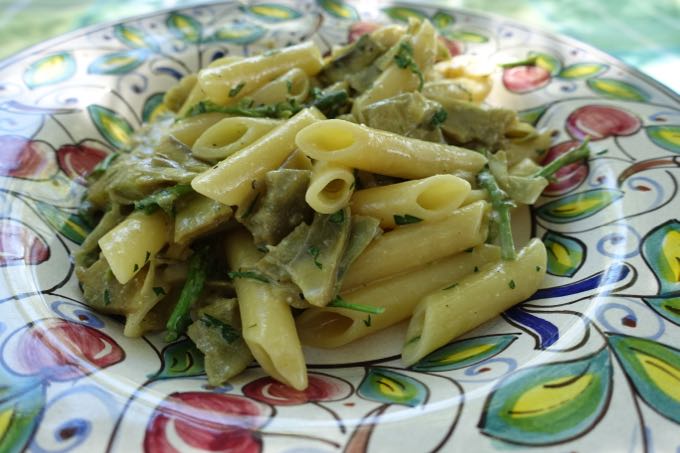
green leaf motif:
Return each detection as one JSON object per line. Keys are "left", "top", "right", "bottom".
{"left": 23, "top": 52, "right": 76, "bottom": 89}
{"left": 558, "top": 63, "right": 608, "bottom": 80}
{"left": 480, "top": 348, "right": 611, "bottom": 446}
{"left": 167, "top": 12, "right": 202, "bottom": 43}
{"left": 381, "top": 6, "right": 426, "bottom": 22}
{"left": 431, "top": 11, "right": 455, "bottom": 29}
{"left": 412, "top": 335, "right": 517, "bottom": 372}
{"left": 608, "top": 334, "right": 680, "bottom": 423}
{"left": 647, "top": 125, "right": 680, "bottom": 154}
{"left": 317, "top": 0, "right": 359, "bottom": 20}
{"left": 587, "top": 78, "right": 649, "bottom": 102}
{"left": 211, "top": 22, "right": 266, "bottom": 45}
{"left": 142, "top": 92, "right": 169, "bottom": 123}
{"left": 518, "top": 104, "right": 547, "bottom": 126}
{"left": 0, "top": 368, "right": 44, "bottom": 453}
{"left": 536, "top": 189, "right": 624, "bottom": 224}
{"left": 113, "top": 24, "right": 159, "bottom": 51}
{"left": 529, "top": 51, "right": 562, "bottom": 76}
{"left": 32, "top": 200, "right": 91, "bottom": 245}
{"left": 643, "top": 296, "right": 680, "bottom": 326}
{"left": 245, "top": 4, "right": 302, "bottom": 22}
{"left": 445, "top": 29, "right": 489, "bottom": 43}
{"left": 87, "top": 105, "right": 134, "bottom": 150}
{"left": 87, "top": 48, "right": 150, "bottom": 75}
{"left": 153, "top": 338, "right": 205, "bottom": 379}
{"left": 358, "top": 368, "right": 427, "bottom": 407}
{"left": 641, "top": 219, "right": 680, "bottom": 295}
{"left": 543, "top": 231, "right": 585, "bottom": 277}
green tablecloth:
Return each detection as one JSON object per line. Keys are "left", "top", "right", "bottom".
{"left": 0, "top": 0, "right": 677, "bottom": 92}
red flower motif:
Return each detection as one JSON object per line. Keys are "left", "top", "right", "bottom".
{"left": 0, "top": 135, "right": 57, "bottom": 180}
{"left": 6, "top": 319, "right": 124, "bottom": 381}
{"left": 502, "top": 65, "right": 551, "bottom": 93}
{"left": 242, "top": 373, "right": 352, "bottom": 406}
{"left": 438, "top": 36, "right": 463, "bottom": 57}
{"left": 566, "top": 104, "right": 641, "bottom": 141}
{"left": 348, "top": 21, "right": 381, "bottom": 43}
{"left": 145, "top": 392, "right": 267, "bottom": 453}
{"left": 57, "top": 141, "right": 109, "bottom": 184}
{"left": 0, "top": 218, "right": 50, "bottom": 266}
{"left": 543, "top": 140, "right": 589, "bottom": 195}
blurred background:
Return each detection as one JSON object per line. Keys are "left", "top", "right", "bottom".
{"left": 0, "top": 0, "right": 677, "bottom": 92}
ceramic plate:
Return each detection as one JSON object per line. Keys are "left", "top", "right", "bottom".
{"left": 0, "top": 1, "right": 679, "bottom": 451}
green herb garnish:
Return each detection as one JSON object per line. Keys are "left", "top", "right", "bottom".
{"left": 153, "top": 287, "right": 166, "bottom": 297}
{"left": 478, "top": 168, "right": 516, "bottom": 261}
{"left": 363, "top": 315, "right": 372, "bottom": 327}
{"left": 103, "top": 289, "right": 111, "bottom": 306}
{"left": 329, "top": 210, "right": 345, "bottom": 224}
{"left": 509, "top": 279, "right": 516, "bottom": 289}
{"left": 328, "top": 295, "right": 385, "bottom": 315}
{"left": 394, "top": 214, "right": 423, "bottom": 225}
{"left": 394, "top": 41, "right": 424, "bottom": 90}
{"left": 307, "top": 246, "right": 323, "bottom": 269}
{"left": 200, "top": 313, "right": 240, "bottom": 343}
{"left": 227, "top": 270, "right": 270, "bottom": 283}
{"left": 428, "top": 109, "right": 448, "bottom": 128}
{"left": 134, "top": 184, "right": 194, "bottom": 215}
{"left": 229, "top": 81, "right": 246, "bottom": 97}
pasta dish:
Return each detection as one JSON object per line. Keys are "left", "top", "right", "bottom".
{"left": 75, "top": 19, "right": 589, "bottom": 390}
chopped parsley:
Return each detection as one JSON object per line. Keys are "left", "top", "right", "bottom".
{"left": 536, "top": 265, "right": 542, "bottom": 272}
{"left": 394, "top": 41, "right": 424, "bottom": 90}
{"left": 200, "top": 314, "right": 240, "bottom": 343}
{"left": 329, "top": 210, "right": 345, "bottom": 224}
{"left": 134, "top": 184, "right": 194, "bottom": 215}
{"left": 509, "top": 279, "right": 516, "bottom": 289}
{"left": 307, "top": 246, "right": 323, "bottom": 269}
{"left": 328, "top": 295, "right": 385, "bottom": 315}
{"left": 153, "top": 287, "right": 166, "bottom": 297}
{"left": 363, "top": 315, "right": 372, "bottom": 327}
{"left": 229, "top": 81, "right": 246, "bottom": 97}
{"left": 103, "top": 289, "right": 111, "bottom": 306}
{"left": 133, "top": 263, "right": 139, "bottom": 272}
{"left": 227, "top": 270, "right": 270, "bottom": 283}
{"left": 394, "top": 214, "right": 422, "bottom": 225}
{"left": 428, "top": 109, "right": 448, "bottom": 128}
{"left": 474, "top": 266, "right": 479, "bottom": 273}
{"left": 285, "top": 79, "right": 293, "bottom": 93}
{"left": 145, "top": 251, "right": 151, "bottom": 262}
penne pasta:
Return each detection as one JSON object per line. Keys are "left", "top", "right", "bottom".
{"left": 191, "top": 107, "right": 325, "bottom": 212}
{"left": 98, "top": 210, "right": 170, "bottom": 284}
{"left": 305, "top": 160, "right": 355, "bottom": 214}
{"left": 198, "top": 41, "right": 323, "bottom": 105}
{"left": 170, "top": 112, "right": 232, "bottom": 147}
{"left": 192, "top": 117, "right": 282, "bottom": 161}
{"left": 249, "top": 67, "right": 310, "bottom": 105}
{"left": 297, "top": 244, "right": 501, "bottom": 348}
{"left": 350, "top": 174, "right": 471, "bottom": 229}
{"left": 225, "top": 229, "right": 307, "bottom": 390}
{"left": 295, "top": 119, "right": 487, "bottom": 178}
{"left": 341, "top": 200, "right": 489, "bottom": 290}
{"left": 401, "top": 238, "right": 547, "bottom": 365}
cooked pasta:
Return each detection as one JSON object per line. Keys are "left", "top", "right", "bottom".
{"left": 74, "top": 19, "right": 590, "bottom": 390}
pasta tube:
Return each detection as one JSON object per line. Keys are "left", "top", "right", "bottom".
{"left": 225, "top": 229, "right": 307, "bottom": 390}
{"left": 341, "top": 200, "right": 489, "bottom": 290}
{"left": 199, "top": 41, "right": 323, "bottom": 105}
{"left": 170, "top": 112, "right": 231, "bottom": 147}
{"left": 296, "top": 245, "right": 501, "bottom": 348}
{"left": 402, "top": 238, "right": 547, "bottom": 365}
{"left": 98, "top": 210, "right": 170, "bottom": 284}
{"left": 191, "top": 107, "right": 325, "bottom": 211}
{"left": 350, "top": 174, "right": 471, "bottom": 229}
{"left": 249, "top": 67, "right": 310, "bottom": 105}
{"left": 295, "top": 119, "right": 487, "bottom": 178}
{"left": 192, "top": 117, "right": 281, "bottom": 161}
{"left": 305, "top": 161, "right": 355, "bottom": 214}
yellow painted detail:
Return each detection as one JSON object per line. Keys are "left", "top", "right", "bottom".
{"left": 550, "top": 241, "right": 572, "bottom": 267}
{"left": 101, "top": 116, "right": 130, "bottom": 147}
{"left": 662, "top": 230, "right": 680, "bottom": 283}
{"left": 637, "top": 351, "right": 680, "bottom": 403}
{"left": 510, "top": 374, "right": 593, "bottom": 418}
{"left": 438, "top": 343, "right": 495, "bottom": 364}
{"left": 252, "top": 6, "right": 291, "bottom": 18}
{"left": 0, "top": 409, "right": 14, "bottom": 441}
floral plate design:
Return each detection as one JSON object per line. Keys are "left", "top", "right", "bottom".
{"left": 0, "top": 1, "right": 679, "bottom": 452}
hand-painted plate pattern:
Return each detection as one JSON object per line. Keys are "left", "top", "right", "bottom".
{"left": 0, "top": 1, "right": 678, "bottom": 451}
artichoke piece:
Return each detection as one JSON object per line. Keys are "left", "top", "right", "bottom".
{"left": 187, "top": 297, "right": 253, "bottom": 386}
{"left": 439, "top": 99, "right": 516, "bottom": 150}
{"left": 361, "top": 92, "right": 445, "bottom": 142}
{"left": 174, "top": 193, "right": 233, "bottom": 244}
{"left": 240, "top": 169, "right": 313, "bottom": 246}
